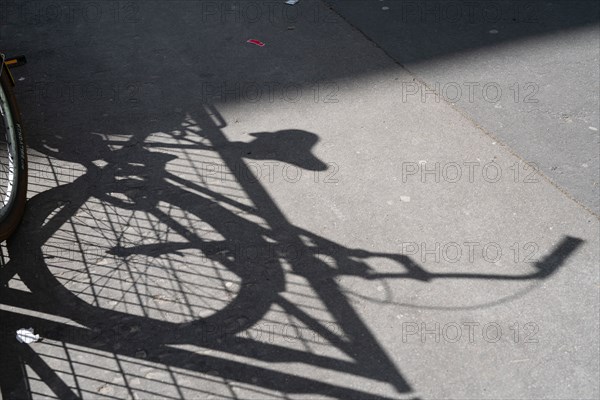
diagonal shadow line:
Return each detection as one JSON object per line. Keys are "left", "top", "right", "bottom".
{"left": 8, "top": 112, "right": 418, "bottom": 391}
{"left": 0, "top": 318, "right": 79, "bottom": 400}
{"left": 3, "top": 177, "right": 585, "bottom": 398}
{"left": 5, "top": 157, "right": 583, "bottom": 399}
{"left": 1, "top": 310, "right": 400, "bottom": 400}
{"left": 0, "top": 260, "right": 19, "bottom": 286}
{"left": 18, "top": 344, "right": 80, "bottom": 400}
{"left": 157, "top": 344, "right": 401, "bottom": 400}
{"left": 0, "top": 333, "right": 32, "bottom": 400}
{"left": 2, "top": 1, "right": 595, "bottom": 396}
{"left": 2, "top": 102, "right": 587, "bottom": 399}
{"left": 195, "top": 336, "right": 376, "bottom": 380}
{"left": 193, "top": 111, "right": 412, "bottom": 393}
{"left": 276, "top": 295, "right": 351, "bottom": 354}
{"left": 0, "top": 292, "right": 391, "bottom": 384}
{"left": 164, "top": 171, "right": 258, "bottom": 215}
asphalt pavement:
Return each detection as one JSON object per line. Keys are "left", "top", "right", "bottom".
{"left": 0, "top": 1, "right": 598, "bottom": 399}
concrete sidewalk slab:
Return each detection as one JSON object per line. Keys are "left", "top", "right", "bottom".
{"left": 0, "top": 1, "right": 598, "bottom": 399}
{"left": 326, "top": 0, "right": 600, "bottom": 214}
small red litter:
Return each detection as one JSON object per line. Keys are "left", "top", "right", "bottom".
{"left": 247, "top": 39, "right": 265, "bottom": 47}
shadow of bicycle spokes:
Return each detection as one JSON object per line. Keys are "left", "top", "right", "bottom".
{"left": 0, "top": 104, "right": 583, "bottom": 399}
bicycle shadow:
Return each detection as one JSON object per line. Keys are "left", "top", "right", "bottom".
{"left": 0, "top": 0, "right": 590, "bottom": 396}
{"left": 0, "top": 101, "right": 584, "bottom": 399}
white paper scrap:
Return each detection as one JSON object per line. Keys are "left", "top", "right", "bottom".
{"left": 16, "top": 328, "right": 40, "bottom": 344}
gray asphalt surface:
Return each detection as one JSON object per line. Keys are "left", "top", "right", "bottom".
{"left": 0, "top": 1, "right": 598, "bottom": 399}
{"left": 326, "top": 0, "right": 600, "bottom": 214}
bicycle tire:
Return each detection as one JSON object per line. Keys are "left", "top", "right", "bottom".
{"left": 0, "top": 68, "right": 27, "bottom": 241}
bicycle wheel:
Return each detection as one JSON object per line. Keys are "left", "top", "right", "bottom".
{"left": 0, "top": 67, "right": 27, "bottom": 241}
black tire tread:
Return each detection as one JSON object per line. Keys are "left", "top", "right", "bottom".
{"left": 0, "top": 70, "right": 27, "bottom": 241}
